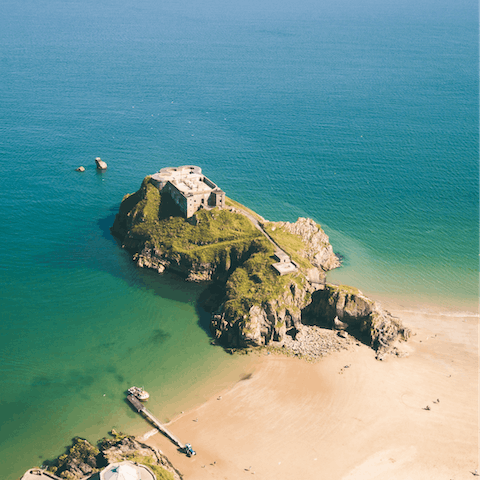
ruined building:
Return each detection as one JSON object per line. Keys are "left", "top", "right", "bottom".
{"left": 150, "top": 166, "right": 225, "bottom": 218}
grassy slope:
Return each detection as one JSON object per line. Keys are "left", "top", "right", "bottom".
{"left": 262, "top": 223, "right": 313, "bottom": 270}
{"left": 127, "top": 181, "right": 264, "bottom": 265}
{"left": 224, "top": 247, "right": 308, "bottom": 321}
{"left": 116, "top": 177, "right": 319, "bottom": 323}
{"left": 126, "top": 453, "right": 174, "bottom": 480}
{"left": 225, "top": 196, "right": 264, "bottom": 222}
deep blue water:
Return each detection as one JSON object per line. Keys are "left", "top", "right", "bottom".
{"left": 0, "top": 0, "right": 478, "bottom": 478}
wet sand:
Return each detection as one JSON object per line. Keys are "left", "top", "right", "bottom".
{"left": 142, "top": 308, "right": 478, "bottom": 479}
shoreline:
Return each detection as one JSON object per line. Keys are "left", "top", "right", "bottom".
{"left": 138, "top": 301, "right": 478, "bottom": 480}
{"left": 15, "top": 294, "right": 478, "bottom": 480}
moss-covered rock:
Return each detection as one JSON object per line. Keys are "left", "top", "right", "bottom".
{"left": 46, "top": 437, "right": 104, "bottom": 479}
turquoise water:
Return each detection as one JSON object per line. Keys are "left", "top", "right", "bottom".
{"left": 0, "top": 0, "right": 478, "bottom": 478}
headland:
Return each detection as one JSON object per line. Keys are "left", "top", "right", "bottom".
{"left": 110, "top": 166, "right": 410, "bottom": 359}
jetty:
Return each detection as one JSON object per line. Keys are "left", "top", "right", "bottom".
{"left": 127, "top": 395, "right": 185, "bottom": 449}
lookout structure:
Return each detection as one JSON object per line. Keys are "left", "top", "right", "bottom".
{"left": 150, "top": 166, "right": 225, "bottom": 218}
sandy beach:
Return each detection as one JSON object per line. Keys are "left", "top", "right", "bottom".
{"left": 142, "top": 307, "right": 478, "bottom": 480}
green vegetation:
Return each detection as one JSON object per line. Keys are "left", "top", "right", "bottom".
{"left": 114, "top": 178, "right": 322, "bottom": 328}
{"left": 47, "top": 438, "right": 102, "bottom": 478}
{"left": 224, "top": 245, "right": 304, "bottom": 320}
{"left": 262, "top": 223, "right": 313, "bottom": 270}
{"left": 124, "top": 180, "right": 264, "bottom": 266}
{"left": 225, "top": 196, "right": 264, "bottom": 222}
{"left": 326, "top": 283, "right": 360, "bottom": 296}
{"left": 126, "top": 453, "right": 174, "bottom": 480}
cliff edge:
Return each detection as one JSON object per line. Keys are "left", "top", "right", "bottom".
{"left": 111, "top": 176, "right": 410, "bottom": 358}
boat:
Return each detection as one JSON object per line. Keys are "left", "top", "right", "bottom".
{"left": 128, "top": 386, "right": 150, "bottom": 401}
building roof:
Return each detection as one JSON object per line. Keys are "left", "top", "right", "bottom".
{"left": 100, "top": 461, "right": 155, "bottom": 480}
{"left": 272, "top": 261, "right": 298, "bottom": 275}
{"left": 150, "top": 165, "right": 223, "bottom": 197}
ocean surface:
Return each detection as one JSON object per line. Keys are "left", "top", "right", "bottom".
{"left": 0, "top": 0, "right": 478, "bottom": 478}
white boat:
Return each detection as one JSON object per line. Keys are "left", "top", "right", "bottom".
{"left": 128, "top": 386, "right": 150, "bottom": 401}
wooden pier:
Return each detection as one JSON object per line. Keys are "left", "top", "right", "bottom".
{"left": 127, "top": 395, "right": 185, "bottom": 449}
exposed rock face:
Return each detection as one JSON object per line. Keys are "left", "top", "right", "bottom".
{"left": 112, "top": 178, "right": 410, "bottom": 358}
{"left": 134, "top": 247, "right": 166, "bottom": 274}
{"left": 46, "top": 437, "right": 103, "bottom": 479}
{"left": 75, "top": 166, "right": 85, "bottom": 172}
{"left": 132, "top": 243, "right": 256, "bottom": 282}
{"left": 302, "top": 285, "right": 411, "bottom": 357}
{"left": 211, "top": 278, "right": 314, "bottom": 348}
{"left": 271, "top": 217, "right": 341, "bottom": 272}
{"left": 95, "top": 157, "right": 107, "bottom": 170}
{"left": 212, "top": 282, "right": 410, "bottom": 358}
{"left": 111, "top": 178, "right": 264, "bottom": 283}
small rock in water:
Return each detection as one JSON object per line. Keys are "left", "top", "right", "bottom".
{"left": 95, "top": 157, "right": 107, "bottom": 170}
{"left": 76, "top": 166, "right": 85, "bottom": 172}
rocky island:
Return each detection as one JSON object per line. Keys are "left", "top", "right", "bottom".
{"left": 111, "top": 166, "right": 410, "bottom": 359}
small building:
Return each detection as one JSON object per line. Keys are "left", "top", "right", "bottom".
{"left": 150, "top": 166, "right": 225, "bottom": 218}
{"left": 272, "top": 251, "right": 298, "bottom": 275}
{"left": 273, "top": 251, "right": 290, "bottom": 263}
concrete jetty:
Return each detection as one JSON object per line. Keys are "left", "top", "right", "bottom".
{"left": 127, "top": 395, "right": 185, "bottom": 449}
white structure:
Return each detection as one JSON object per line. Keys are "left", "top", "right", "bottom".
{"left": 21, "top": 461, "right": 156, "bottom": 480}
{"left": 150, "top": 166, "right": 225, "bottom": 218}
{"left": 100, "top": 461, "right": 155, "bottom": 480}
{"left": 272, "top": 251, "right": 298, "bottom": 275}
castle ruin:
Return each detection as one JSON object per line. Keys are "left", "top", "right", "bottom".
{"left": 150, "top": 166, "right": 225, "bottom": 218}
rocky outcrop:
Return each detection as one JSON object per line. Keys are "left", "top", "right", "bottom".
{"left": 302, "top": 284, "right": 411, "bottom": 357}
{"left": 45, "top": 433, "right": 182, "bottom": 480}
{"left": 132, "top": 241, "right": 258, "bottom": 282}
{"left": 75, "top": 166, "right": 85, "bottom": 172}
{"left": 211, "top": 282, "right": 410, "bottom": 358}
{"left": 211, "top": 278, "right": 314, "bottom": 348}
{"left": 45, "top": 437, "right": 103, "bottom": 479}
{"left": 112, "top": 177, "right": 410, "bottom": 358}
{"left": 269, "top": 217, "right": 341, "bottom": 272}
{"left": 95, "top": 157, "right": 107, "bottom": 170}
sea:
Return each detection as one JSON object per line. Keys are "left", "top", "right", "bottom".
{"left": 0, "top": 0, "right": 478, "bottom": 478}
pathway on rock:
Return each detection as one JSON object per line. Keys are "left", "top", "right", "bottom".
{"left": 230, "top": 206, "right": 290, "bottom": 261}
